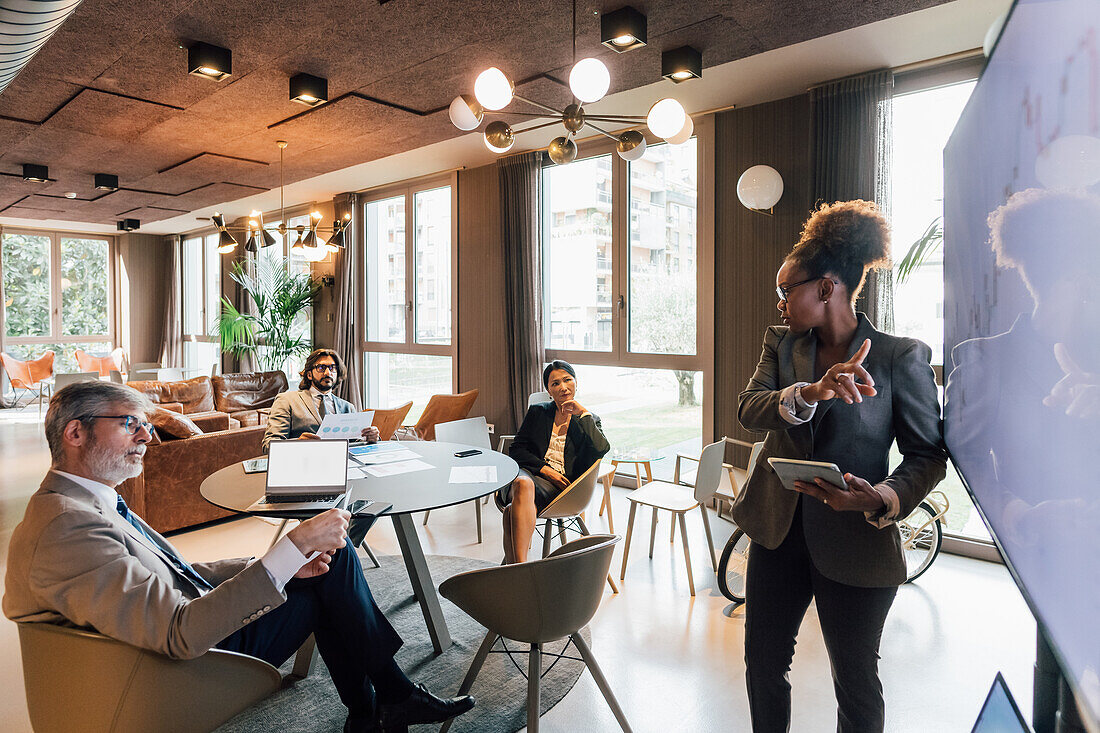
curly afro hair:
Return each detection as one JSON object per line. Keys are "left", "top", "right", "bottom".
{"left": 786, "top": 200, "right": 892, "bottom": 301}
{"left": 987, "top": 188, "right": 1100, "bottom": 297}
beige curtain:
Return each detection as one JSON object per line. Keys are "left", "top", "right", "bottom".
{"left": 0, "top": 223, "right": 13, "bottom": 407}
{"left": 159, "top": 235, "right": 183, "bottom": 368}
{"left": 811, "top": 69, "right": 895, "bottom": 332}
{"left": 498, "top": 152, "right": 545, "bottom": 427}
{"left": 332, "top": 192, "right": 362, "bottom": 407}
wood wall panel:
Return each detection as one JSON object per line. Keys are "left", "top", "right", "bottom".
{"left": 456, "top": 164, "right": 513, "bottom": 435}
{"left": 714, "top": 95, "right": 813, "bottom": 456}
{"left": 118, "top": 233, "right": 171, "bottom": 364}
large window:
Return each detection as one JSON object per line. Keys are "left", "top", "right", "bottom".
{"left": 891, "top": 75, "right": 988, "bottom": 543}
{"left": 362, "top": 178, "right": 456, "bottom": 420}
{"left": 2, "top": 229, "right": 114, "bottom": 374}
{"left": 541, "top": 136, "right": 710, "bottom": 480}
{"left": 181, "top": 233, "right": 221, "bottom": 376}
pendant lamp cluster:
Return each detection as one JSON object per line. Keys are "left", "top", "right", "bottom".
{"left": 448, "top": 5, "right": 701, "bottom": 165}
{"left": 210, "top": 141, "right": 351, "bottom": 260}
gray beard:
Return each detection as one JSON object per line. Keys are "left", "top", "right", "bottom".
{"left": 86, "top": 435, "right": 144, "bottom": 486}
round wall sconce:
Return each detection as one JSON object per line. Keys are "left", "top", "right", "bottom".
{"left": 737, "top": 165, "right": 784, "bottom": 214}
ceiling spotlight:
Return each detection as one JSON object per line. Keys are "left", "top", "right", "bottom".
{"left": 662, "top": 46, "right": 702, "bottom": 83}
{"left": 449, "top": 94, "right": 484, "bottom": 131}
{"left": 484, "top": 120, "right": 515, "bottom": 153}
{"left": 188, "top": 42, "right": 232, "bottom": 81}
{"left": 94, "top": 173, "right": 119, "bottom": 191}
{"left": 616, "top": 130, "right": 647, "bottom": 161}
{"left": 21, "top": 163, "right": 48, "bottom": 182}
{"left": 290, "top": 73, "right": 328, "bottom": 106}
{"left": 212, "top": 213, "right": 238, "bottom": 253}
{"left": 547, "top": 136, "right": 578, "bottom": 165}
{"left": 647, "top": 98, "right": 687, "bottom": 139}
{"left": 569, "top": 58, "right": 610, "bottom": 103}
{"left": 64, "top": 191, "right": 77, "bottom": 199}
{"left": 600, "top": 7, "right": 647, "bottom": 52}
{"left": 474, "top": 67, "right": 514, "bottom": 110}
{"left": 116, "top": 218, "right": 141, "bottom": 231}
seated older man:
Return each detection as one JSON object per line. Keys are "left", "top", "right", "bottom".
{"left": 4, "top": 381, "right": 473, "bottom": 733}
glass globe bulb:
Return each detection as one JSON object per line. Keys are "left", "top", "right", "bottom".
{"left": 484, "top": 121, "right": 515, "bottom": 153}
{"left": 616, "top": 130, "right": 647, "bottom": 161}
{"left": 647, "top": 98, "right": 687, "bottom": 139}
{"left": 448, "top": 95, "right": 483, "bottom": 131}
{"left": 666, "top": 114, "right": 694, "bottom": 145}
{"left": 474, "top": 67, "right": 513, "bottom": 111}
{"left": 569, "top": 58, "right": 611, "bottom": 104}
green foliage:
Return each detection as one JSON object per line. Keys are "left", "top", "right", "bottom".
{"left": 216, "top": 257, "right": 319, "bottom": 372}
{"left": 2, "top": 233, "right": 52, "bottom": 338}
{"left": 628, "top": 273, "right": 699, "bottom": 406}
{"left": 61, "top": 238, "right": 109, "bottom": 336}
{"left": 895, "top": 217, "right": 943, "bottom": 286}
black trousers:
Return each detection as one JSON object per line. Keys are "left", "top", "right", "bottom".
{"left": 744, "top": 500, "right": 898, "bottom": 733}
{"left": 217, "top": 538, "right": 403, "bottom": 718}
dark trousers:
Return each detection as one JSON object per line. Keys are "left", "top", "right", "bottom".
{"left": 217, "top": 538, "right": 402, "bottom": 717}
{"left": 744, "top": 501, "right": 898, "bottom": 733}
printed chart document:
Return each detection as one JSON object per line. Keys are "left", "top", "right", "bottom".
{"left": 448, "top": 466, "right": 498, "bottom": 483}
{"left": 362, "top": 459, "right": 434, "bottom": 478}
{"left": 349, "top": 447, "right": 419, "bottom": 465}
{"left": 317, "top": 410, "right": 374, "bottom": 439}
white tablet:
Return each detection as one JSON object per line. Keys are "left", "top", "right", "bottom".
{"left": 767, "top": 457, "right": 848, "bottom": 492}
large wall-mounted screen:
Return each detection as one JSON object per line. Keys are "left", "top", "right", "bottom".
{"left": 944, "top": 0, "right": 1100, "bottom": 726}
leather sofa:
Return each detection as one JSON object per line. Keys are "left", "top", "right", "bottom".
{"left": 212, "top": 371, "right": 289, "bottom": 427}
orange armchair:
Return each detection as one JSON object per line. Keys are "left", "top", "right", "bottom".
{"left": 74, "top": 347, "right": 126, "bottom": 377}
{"left": 1, "top": 351, "right": 55, "bottom": 412}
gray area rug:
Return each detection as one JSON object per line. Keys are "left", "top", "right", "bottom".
{"left": 216, "top": 553, "right": 588, "bottom": 733}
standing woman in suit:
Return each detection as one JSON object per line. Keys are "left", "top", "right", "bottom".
{"left": 500, "top": 360, "right": 610, "bottom": 563}
{"left": 732, "top": 200, "right": 947, "bottom": 733}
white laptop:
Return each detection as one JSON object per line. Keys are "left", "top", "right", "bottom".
{"left": 247, "top": 439, "right": 350, "bottom": 513}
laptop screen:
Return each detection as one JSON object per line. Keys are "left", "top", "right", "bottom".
{"left": 972, "top": 673, "right": 1031, "bottom": 733}
{"left": 266, "top": 439, "right": 349, "bottom": 495}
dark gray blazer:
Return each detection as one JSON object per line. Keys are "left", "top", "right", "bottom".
{"left": 731, "top": 313, "right": 947, "bottom": 587}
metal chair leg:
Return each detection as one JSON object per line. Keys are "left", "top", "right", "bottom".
{"left": 678, "top": 513, "right": 695, "bottom": 596}
{"left": 528, "top": 643, "right": 542, "bottom": 733}
{"left": 362, "top": 542, "right": 381, "bottom": 569}
{"left": 572, "top": 634, "right": 633, "bottom": 732}
{"left": 475, "top": 500, "right": 482, "bottom": 544}
{"left": 556, "top": 518, "right": 567, "bottom": 548}
{"left": 620, "top": 503, "right": 638, "bottom": 580}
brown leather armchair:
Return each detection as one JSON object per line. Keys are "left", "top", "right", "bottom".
{"left": 126, "top": 375, "right": 236, "bottom": 426}
{"left": 118, "top": 425, "right": 265, "bottom": 534}
{"left": 212, "top": 370, "right": 289, "bottom": 427}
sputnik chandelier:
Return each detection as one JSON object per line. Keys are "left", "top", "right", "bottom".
{"left": 448, "top": 3, "right": 695, "bottom": 164}
{"left": 211, "top": 141, "right": 351, "bottom": 262}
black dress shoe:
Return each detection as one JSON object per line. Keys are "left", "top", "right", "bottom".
{"left": 377, "top": 684, "right": 475, "bottom": 728}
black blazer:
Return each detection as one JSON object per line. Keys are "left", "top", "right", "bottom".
{"left": 509, "top": 402, "right": 610, "bottom": 482}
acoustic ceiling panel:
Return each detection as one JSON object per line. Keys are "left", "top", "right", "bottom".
{"left": 0, "top": 73, "right": 82, "bottom": 122}
{"left": 0, "top": 127, "right": 125, "bottom": 175}
{"left": 41, "top": 88, "right": 182, "bottom": 142}
{"left": 133, "top": 152, "right": 270, "bottom": 194}
{"left": 166, "top": 180, "right": 269, "bottom": 211}
{"left": 107, "top": 205, "right": 190, "bottom": 221}
{"left": 0, "top": 119, "right": 36, "bottom": 152}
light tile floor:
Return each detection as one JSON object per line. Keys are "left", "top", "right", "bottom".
{"left": 0, "top": 407, "right": 1036, "bottom": 731}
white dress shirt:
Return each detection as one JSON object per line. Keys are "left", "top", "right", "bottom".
{"left": 51, "top": 469, "right": 309, "bottom": 591}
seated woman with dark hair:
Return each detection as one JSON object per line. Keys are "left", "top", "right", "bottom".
{"left": 500, "top": 360, "right": 610, "bottom": 563}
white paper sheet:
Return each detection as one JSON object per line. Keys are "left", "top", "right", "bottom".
{"left": 317, "top": 410, "right": 375, "bottom": 439}
{"left": 362, "top": 459, "right": 434, "bottom": 477}
{"left": 448, "top": 466, "right": 498, "bottom": 483}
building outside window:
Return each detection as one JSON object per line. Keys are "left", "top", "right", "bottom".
{"left": 2, "top": 229, "right": 114, "bottom": 374}
{"left": 362, "top": 179, "right": 456, "bottom": 421}
{"left": 181, "top": 233, "right": 221, "bottom": 375}
{"left": 542, "top": 136, "right": 710, "bottom": 480}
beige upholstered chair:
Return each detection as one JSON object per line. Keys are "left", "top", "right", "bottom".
{"left": 408, "top": 388, "right": 479, "bottom": 441}
{"left": 620, "top": 439, "right": 726, "bottom": 596}
{"left": 368, "top": 401, "right": 413, "bottom": 441}
{"left": 438, "top": 535, "right": 632, "bottom": 733}
{"left": 17, "top": 622, "right": 280, "bottom": 733}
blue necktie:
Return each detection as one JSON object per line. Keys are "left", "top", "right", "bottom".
{"left": 116, "top": 495, "right": 213, "bottom": 591}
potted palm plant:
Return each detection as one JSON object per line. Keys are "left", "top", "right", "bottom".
{"left": 215, "top": 257, "right": 320, "bottom": 372}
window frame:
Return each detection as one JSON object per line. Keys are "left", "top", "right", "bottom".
{"left": 1, "top": 226, "right": 117, "bottom": 355}
{"left": 357, "top": 172, "right": 459, "bottom": 392}
{"left": 540, "top": 120, "right": 715, "bottom": 441}
{"left": 179, "top": 229, "right": 222, "bottom": 369}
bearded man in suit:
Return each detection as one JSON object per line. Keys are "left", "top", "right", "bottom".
{"left": 4, "top": 381, "right": 473, "bottom": 733}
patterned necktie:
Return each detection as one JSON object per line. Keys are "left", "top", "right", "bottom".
{"left": 116, "top": 494, "right": 213, "bottom": 591}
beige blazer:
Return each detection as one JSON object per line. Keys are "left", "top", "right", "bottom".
{"left": 3, "top": 472, "right": 285, "bottom": 659}
{"left": 262, "top": 389, "right": 355, "bottom": 453}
